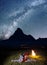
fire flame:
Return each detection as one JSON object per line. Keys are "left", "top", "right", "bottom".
{"left": 32, "top": 50, "right": 36, "bottom": 56}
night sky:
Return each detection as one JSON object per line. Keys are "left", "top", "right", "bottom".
{"left": 0, "top": 0, "right": 47, "bottom": 39}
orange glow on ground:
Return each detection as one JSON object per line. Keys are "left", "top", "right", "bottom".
{"left": 28, "top": 50, "right": 45, "bottom": 60}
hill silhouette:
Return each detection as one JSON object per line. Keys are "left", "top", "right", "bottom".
{"left": 0, "top": 28, "right": 47, "bottom": 49}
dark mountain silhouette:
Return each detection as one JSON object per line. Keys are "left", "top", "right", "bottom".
{"left": 9, "top": 28, "right": 35, "bottom": 42}
{"left": 0, "top": 28, "right": 47, "bottom": 49}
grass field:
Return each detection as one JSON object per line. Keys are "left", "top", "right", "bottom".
{"left": 3, "top": 49, "right": 47, "bottom": 65}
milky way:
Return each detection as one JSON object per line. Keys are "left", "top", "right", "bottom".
{"left": 0, "top": 0, "right": 47, "bottom": 39}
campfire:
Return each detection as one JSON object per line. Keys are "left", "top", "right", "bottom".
{"left": 29, "top": 50, "right": 37, "bottom": 59}
{"left": 29, "top": 50, "right": 43, "bottom": 60}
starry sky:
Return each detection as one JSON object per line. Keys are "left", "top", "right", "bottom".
{"left": 0, "top": 0, "right": 47, "bottom": 39}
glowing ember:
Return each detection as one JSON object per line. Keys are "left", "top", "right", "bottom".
{"left": 32, "top": 50, "right": 36, "bottom": 56}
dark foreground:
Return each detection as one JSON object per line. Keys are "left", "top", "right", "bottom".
{"left": 0, "top": 47, "right": 47, "bottom": 65}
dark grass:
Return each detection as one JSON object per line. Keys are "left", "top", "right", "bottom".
{"left": 0, "top": 47, "right": 47, "bottom": 65}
